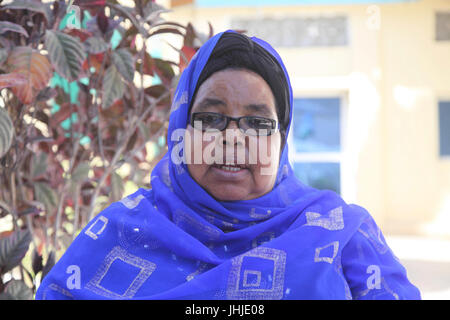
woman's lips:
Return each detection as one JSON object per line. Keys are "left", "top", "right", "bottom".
{"left": 210, "top": 163, "right": 250, "bottom": 179}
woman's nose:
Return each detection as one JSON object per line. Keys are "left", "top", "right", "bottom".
{"left": 222, "top": 119, "right": 244, "bottom": 145}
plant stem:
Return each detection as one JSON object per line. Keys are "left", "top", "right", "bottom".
{"left": 72, "top": 184, "right": 81, "bottom": 241}
{"left": 86, "top": 91, "right": 169, "bottom": 221}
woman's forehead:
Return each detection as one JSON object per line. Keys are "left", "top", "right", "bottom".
{"left": 191, "top": 69, "right": 277, "bottom": 116}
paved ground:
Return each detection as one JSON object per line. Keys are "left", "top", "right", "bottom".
{"left": 385, "top": 235, "right": 450, "bottom": 300}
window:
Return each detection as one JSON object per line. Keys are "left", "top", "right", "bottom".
{"left": 439, "top": 100, "right": 450, "bottom": 156}
{"left": 436, "top": 12, "right": 450, "bottom": 42}
{"left": 231, "top": 16, "right": 349, "bottom": 47}
{"left": 289, "top": 97, "right": 342, "bottom": 194}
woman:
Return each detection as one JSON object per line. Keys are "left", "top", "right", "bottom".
{"left": 36, "top": 30, "right": 421, "bottom": 300}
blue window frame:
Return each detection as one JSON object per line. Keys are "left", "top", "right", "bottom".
{"left": 292, "top": 97, "right": 341, "bottom": 153}
{"left": 439, "top": 101, "right": 450, "bottom": 157}
{"left": 290, "top": 97, "right": 342, "bottom": 194}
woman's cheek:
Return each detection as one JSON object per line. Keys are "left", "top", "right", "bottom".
{"left": 256, "top": 134, "right": 280, "bottom": 177}
{"left": 202, "top": 131, "right": 223, "bottom": 165}
{"left": 184, "top": 127, "right": 208, "bottom": 166}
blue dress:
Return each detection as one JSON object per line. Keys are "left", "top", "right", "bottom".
{"left": 36, "top": 30, "right": 421, "bottom": 300}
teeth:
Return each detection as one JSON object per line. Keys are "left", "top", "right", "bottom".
{"left": 220, "top": 165, "right": 241, "bottom": 172}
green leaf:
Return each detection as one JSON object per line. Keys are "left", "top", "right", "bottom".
{"left": 2, "top": 280, "right": 33, "bottom": 300}
{"left": 0, "top": 230, "right": 32, "bottom": 274}
{"left": 31, "top": 248, "right": 43, "bottom": 275}
{"left": 31, "top": 152, "right": 48, "bottom": 179}
{"left": 84, "top": 36, "right": 109, "bottom": 54}
{"left": 71, "top": 162, "right": 90, "bottom": 183}
{"left": 34, "top": 182, "right": 57, "bottom": 213}
{"left": 0, "top": 107, "right": 14, "bottom": 159}
{"left": 101, "top": 64, "right": 124, "bottom": 109}
{"left": 153, "top": 58, "right": 174, "bottom": 85}
{"left": 0, "top": 21, "right": 28, "bottom": 37}
{"left": 111, "top": 171, "right": 124, "bottom": 202}
{"left": 108, "top": 3, "right": 145, "bottom": 36}
{"left": 1, "top": 0, "right": 52, "bottom": 23}
{"left": 137, "top": 121, "right": 151, "bottom": 141}
{"left": 0, "top": 48, "right": 9, "bottom": 66}
{"left": 5, "top": 47, "right": 53, "bottom": 104}
{"left": 41, "top": 251, "right": 55, "bottom": 281}
{"left": 142, "top": 2, "right": 170, "bottom": 23}
{"left": 111, "top": 48, "right": 134, "bottom": 83}
{"left": 44, "top": 30, "right": 86, "bottom": 82}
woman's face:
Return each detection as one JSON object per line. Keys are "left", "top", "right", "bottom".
{"left": 186, "top": 69, "right": 282, "bottom": 201}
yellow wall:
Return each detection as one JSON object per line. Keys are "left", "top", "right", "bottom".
{"left": 164, "top": 0, "right": 450, "bottom": 238}
{"left": 380, "top": 0, "right": 450, "bottom": 236}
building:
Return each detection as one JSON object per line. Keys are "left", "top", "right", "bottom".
{"left": 162, "top": 0, "right": 450, "bottom": 238}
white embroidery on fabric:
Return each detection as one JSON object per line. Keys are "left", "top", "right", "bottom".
{"left": 43, "top": 283, "right": 74, "bottom": 300}
{"left": 354, "top": 277, "right": 400, "bottom": 300}
{"left": 173, "top": 209, "right": 221, "bottom": 240}
{"left": 226, "top": 247, "right": 287, "bottom": 300}
{"left": 334, "top": 255, "right": 353, "bottom": 300}
{"left": 119, "top": 194, "right": 146, "bottom": 210}
{"left": 85, "top": 246, "right": 156, "bottom": 299}
{"left": 314, "top": 241, "right": 339, "bottom": 264}
{"left": 170, "top": 90, "right": 188, "bottom": 114}
{"left": 252, "top": 232, "right": 275, "bottom": 248}
{"left": 305, "top": 206, "right": 344, "bottom": 230}
{"left": 243, "top": 270, "right": 262, "bottom": 288}
{"left": 249, "top": 208, "right": 272, "bottom": 219}
{"left": 84, "top": 216, "right": 108, "bottom": 240}
{"left": 186, "top": 262, "right": 210, "bottom": 281}
{"left": 357, "top": 218, "right": 388, "bottom": 254}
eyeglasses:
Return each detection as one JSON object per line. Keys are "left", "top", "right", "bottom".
{"left": 190, "top": 112, "right": 279, "bottom": 136}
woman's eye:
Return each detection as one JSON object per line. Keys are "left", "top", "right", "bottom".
{"left": 249, "top": 118, "right": 271, "bottom": 128}
{"left": 202, "top": 115, "right": 219, "bottom": 124}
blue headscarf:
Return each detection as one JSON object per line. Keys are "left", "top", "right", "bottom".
{"left": 36, "top": 30, "right": 421, "bottom": 300}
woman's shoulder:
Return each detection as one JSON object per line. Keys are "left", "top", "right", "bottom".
{"left": 302, "top": 188, "right": 373, "bottom": 228}
{"left": 116, "top": 187, "right": 154, "bottom": 210}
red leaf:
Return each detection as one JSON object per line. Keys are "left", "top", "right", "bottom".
{"left": 0, "top": 72, "right": 27, "bottom": 90}
{"left": 97, "top": 10, "right": 108, "bottom": 34}
{"left": 139, "top": 52, "right": 154, "bottom": 76}
{"left": 74, "top": 0, "right": 106, "bottom": 16}
{"left": 65, "top": 198, "right": 74, "bottom": 207}
{"left": 5, "top": 47, "right": 52, "bottom": 104}
{"left": 74, "top": 0, "right": 106, "bottom": 7}
{"left": 66, "top": 29, "right": 93, "bottom": 42}
{"left": 49, "top": 103, "right": 71, "bottom": 127}
{"left": 179, "top": 45, "right": 196, "bottom": 73}
{"left": 83, "top": 52, "right": 104, "bottom": 72}
{"left": 0, "top": 230, "right": 14, "bottom": 240}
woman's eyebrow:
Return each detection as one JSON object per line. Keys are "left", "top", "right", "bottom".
{"left": 244, "top": 103, "right": 274, "bottom": 118}
{"left": 195, "top": 97, "right": 226, "bottom": 112}
{"left": 195, "top": 98, "right": 275, "bottom": 118}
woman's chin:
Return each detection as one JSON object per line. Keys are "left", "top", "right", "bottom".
{"left": 208, "top": 187, "right": 250, "bottom": 202}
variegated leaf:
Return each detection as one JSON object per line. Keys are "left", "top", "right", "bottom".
{"left": 1, "top": 0, "right": 52, "bottom": 22}
{"left": 5, "top": 47, "right": 52, "bottom": 104}
{"left": 111, "top": 48, "right": 134, "bottom": 83}
{"left": 45, "top": 30, "right": 86, "bottom": 82}
{"left": 102, "top": 64, "right": 124, "bottom": 109}
{"left": 84, "top": 36, "right": 109, "bottom": 54}
{"left": 0, "top": 107, "right": 14, "bottom": 158}
{"left": 0, "top": 21, "right": 28, "bottom": 37}
{"left": 0, "top": 72, "right": 27, "bottom": 90}
{"left": 0, "top": 230, "right": 32, "bottom": 274}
